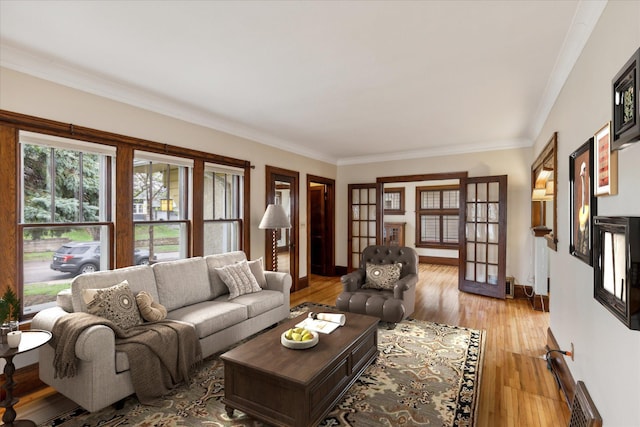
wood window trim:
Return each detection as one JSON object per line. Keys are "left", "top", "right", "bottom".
{"left": 415, "top": 184, "right": 460, "bottom": 249}
{"left": 383, "top": 187, "right": 405, "bottom": 215}
{"left": 0, "top": 109, "right": 253, "bottom": 318}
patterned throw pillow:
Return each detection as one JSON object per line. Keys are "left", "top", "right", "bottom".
{"left": 81, "top": 280, "right": 143, "bottom": 329}
{"left": 363, "top": 262, "right": 402, "bottom": 290}
{"left": 216, "top": 260, "right": 263, "bottom": 299}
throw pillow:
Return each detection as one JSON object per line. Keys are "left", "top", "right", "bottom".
{"left": 82, "top": 280, "right": 143, "bottom": 329}
{"left": 216, "top": 260, "right": 262, "bottom": 299}
{"left": 363, "top": 262, "right": 402, "bottom": 290}
{"left": 135, "top": 291, "right": 168, "bottom": 322}
{"left": 248, "top": 257, "right": 267, "bottom": 288}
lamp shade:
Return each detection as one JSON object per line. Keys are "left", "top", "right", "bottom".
{"left": 531, "top": 188, "right": 553, "bottom": 201}
{"left": 259, "top": 204, "right": 291, "bottom": 229}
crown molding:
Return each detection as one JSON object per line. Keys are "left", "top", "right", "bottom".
{"left": 527, "top": 0, "right": 607, "bottom": 140}
{"left": 0, "top": 42, "right": 339, "bottom": 165}
{"left": 337, "top": 138, "right": 532, "bottom": 166}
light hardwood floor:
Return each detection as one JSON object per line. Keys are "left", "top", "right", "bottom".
{"left": 293, "top": 264, "right": 571, "bottom": 427}
{"left": 11, "top": 264, "right": 570, "bottom": 426}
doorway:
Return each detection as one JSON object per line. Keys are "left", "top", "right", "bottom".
{"left": 265, "top": 165, "right": 299, "bottom": 291}
{"left": 307, "top": 175, "right": 335, "bottom": 277}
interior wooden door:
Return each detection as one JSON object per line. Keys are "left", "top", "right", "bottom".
{"left": 310, "top": 185, "right": 327, "bottom": 275}
{"left": 307, "top": 175, "right": 335, "bottom": 278}
{"left": 459, "top": 175, "right": 508, "bottom": 299}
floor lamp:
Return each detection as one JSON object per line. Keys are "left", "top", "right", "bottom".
{"left": 259, "top": 204, "right": 291, "bottom": 271}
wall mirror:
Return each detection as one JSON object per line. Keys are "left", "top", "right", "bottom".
{"left": 531, "top": 132, "right": 558, "bottom": 251}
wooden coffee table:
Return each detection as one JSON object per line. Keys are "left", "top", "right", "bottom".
{"left": 221, "top": 311, "right": 379, "bottom": 427}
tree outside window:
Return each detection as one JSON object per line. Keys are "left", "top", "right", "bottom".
{"left": 20, "top": 132, "right": 113, "bottom": 316}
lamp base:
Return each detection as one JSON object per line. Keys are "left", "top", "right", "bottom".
{"left": 271, "top": 229, "right": 278, "bottom": 272}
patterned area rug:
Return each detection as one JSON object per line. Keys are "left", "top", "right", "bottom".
{"left": 41, "top": 304, "right": 484, "bottom": 427}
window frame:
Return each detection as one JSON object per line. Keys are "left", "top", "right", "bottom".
{"left": 203, "top": 164, "right": 245, "bottom": 255}
{"left": 19, "top": 132, "right": 116, "bottom": 316}
{"left": 1, "top": 110, "right": 252, "bottom": 319}
{"left": 383, "top": 187, "right": 405, "bottom": 215}
{"left": 415, "top": 184, "right": 460, "bottom": 249}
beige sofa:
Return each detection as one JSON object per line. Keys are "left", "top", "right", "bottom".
{"left": 31, "top": 251, "right": 291, "bottom": 412}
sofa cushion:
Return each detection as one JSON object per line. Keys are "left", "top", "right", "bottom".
{"left": 71, "top": 265, "right": 158, "bottom": 313}
{"left": 248, "top": 257, "right": 267, "bottom": 288}
{"left": 152, "top": 257, "right": 211, "bottom": 312}
{"left": 166, "top": 301, "right": 248, "bottom": 338}
{"left": 216, "top": 260, "right": 262, "bottom": 299}
{"left": 82, "top": 280, "right": 143, "bottom": 329}
{"left": 204, "top": 251, "right": 249, "bottom": 298}
{"left": 363, "top": 262, "right": 402, "bottom": 290}
{"left": 227, "top": 289, "right": 284, "bottom": 318}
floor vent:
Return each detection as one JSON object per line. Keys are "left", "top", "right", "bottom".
{"left": 568, "top": 380, "right": 602, "bottom": 427}
{"left": 505, "top": 276, "right": 515, "bottom": 298}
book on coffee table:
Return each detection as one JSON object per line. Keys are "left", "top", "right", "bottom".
{"left": 296, "top": 312, "right": 346, "bottom": 334}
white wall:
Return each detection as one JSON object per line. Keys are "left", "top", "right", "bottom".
{"left": 337, "top": 147, "right": 533, "bottom": 286}
{"left": 0, "top": 67, "right": 339, "bottom": 280}
{"left": 531, "top": 2, "right": 640, "bottom": 425}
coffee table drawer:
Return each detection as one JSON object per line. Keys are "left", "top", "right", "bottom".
{"left": 309, "top": 327, "right": 378, "bottom": 422}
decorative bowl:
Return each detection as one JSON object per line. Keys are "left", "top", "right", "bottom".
{"left": 281, "top": 330, "right": 319, "bottom": 349}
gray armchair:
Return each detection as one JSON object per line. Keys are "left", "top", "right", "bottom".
{"left": 336, "top": 245, "right": 418, "bottom": 323}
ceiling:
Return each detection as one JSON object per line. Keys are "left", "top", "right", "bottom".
{"left": 0, "top": 1, "right": 606, "bottom": 165}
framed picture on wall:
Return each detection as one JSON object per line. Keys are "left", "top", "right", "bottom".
{"left": 569, "top": 138, "right": 597, "bottom": 265}
{"left": 594, "top": 121, "right": 618, "bottom": 196}
{"left": 612, "top": 48, "right": 640, "bottom": 150}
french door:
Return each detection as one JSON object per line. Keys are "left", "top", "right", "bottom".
{"left": 347, "top": 183, "right": 377, "bottom": 271}
{"left": 459, "top": 175, "right": 508, "bottom": 298}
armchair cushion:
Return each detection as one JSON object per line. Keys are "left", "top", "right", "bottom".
{"left": 337, "top": 245, "right": 418, "bottom": 323}
{"left": 363, "top": 262, "right": 402, "bottom": 290}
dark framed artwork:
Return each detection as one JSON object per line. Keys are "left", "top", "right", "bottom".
{"left": 569, "top": 138, "right": 597, "bottom": 265}
{"left": 612, "top": 48, "right": 640, "bottom": 151}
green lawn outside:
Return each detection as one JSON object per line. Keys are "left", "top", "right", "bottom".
{"left": 24, "top": 282, "right": 70, "bottom": 296}
{"left": 135, "top": 224, "right": 181, "bottom": 239}
{"left": 24, "top": 251, "right": 53, "bottom": 262}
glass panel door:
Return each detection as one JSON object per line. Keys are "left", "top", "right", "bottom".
{"left": 348, "top": 183, "right": 377, "bottom": 271}
{"left": 459, "top": 175, "right": 507, "bottom": 298}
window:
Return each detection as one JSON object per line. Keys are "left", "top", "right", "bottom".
{"left": 203, "top": 164, "right": 244, "bottom": 255}
{"left": 416, "top": 185, "right": 460, "bottom": 248}
{"left": 2, "top": 111, "right": 253, "bottom": 319}
{"left": 133, "top": 151, "right": 192, "bottom": 262}
{"left": 20, "top": 131, "right": 114, "bottom": 315}
{"left": 383, "top": 187, "right": 405, "bottom": 214}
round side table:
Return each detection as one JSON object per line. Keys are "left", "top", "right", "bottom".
{"left": 0, "top": 330, "right": 52, "bottom": 427}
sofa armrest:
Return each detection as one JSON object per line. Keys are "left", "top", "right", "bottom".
{"left": 74, "top": 325, "right": 116, "bottom": 361}
{"left": 32, "top": 307, "right": 117, "bottom": 362}
{"left": 263, "top": 271, "right": 292, "bottom": 294}
{"left": 31, "top": 306, "right": 69, "bottom": 332}
{"left": 393, "top": 273, "right": 418, "bottom": 299}
{"left": 340, "top": 269, "right": 366, "bottom": 292}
